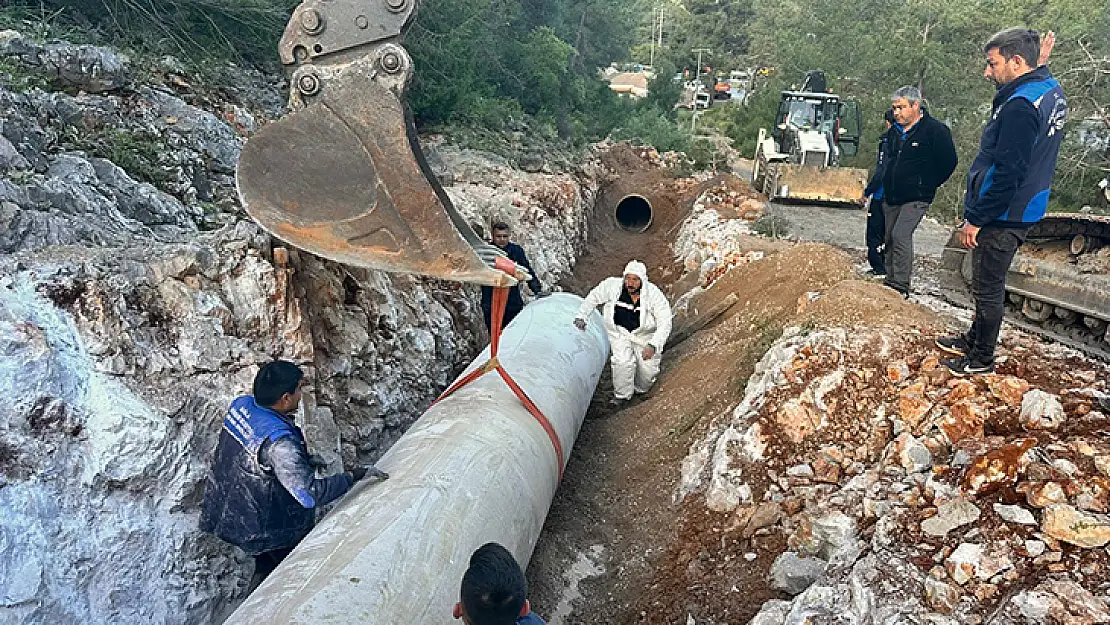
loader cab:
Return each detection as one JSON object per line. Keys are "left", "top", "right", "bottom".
{"left": 775, "top": 91, "right": 862, "bottom": 164}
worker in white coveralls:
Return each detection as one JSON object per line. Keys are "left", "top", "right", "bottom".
{"left": 573, "top": 261, "right": 673, "bottom": 407}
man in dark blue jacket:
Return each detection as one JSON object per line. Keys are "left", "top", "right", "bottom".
{"left": 199, "top": 360, "right": 388, "bottom": 583}
{"left": 863, "top": 109, "right": 898, "bottom": 277}
{"left": 873, "top": 87, "right": 959, "bottom": 297}
{"left": 481, "top": 222, "right": 545, "bottom": 331}
{"left": 937, "top": 28, "right": 1067, "bottom": 375}
{"left": 454, "top": 543, "right": 547, "bottom": 624}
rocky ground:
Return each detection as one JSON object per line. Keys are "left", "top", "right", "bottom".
{"left": 3, "top": 26, "right": 1108, "bottom": 625}
{"left": 0, "top": 30, "right": 608, "bottom": 624}
{"left": 526, "top": 156, "right": 1110, "bottom": 625}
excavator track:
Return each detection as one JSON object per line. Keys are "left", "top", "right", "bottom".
{"left": 940, "top": 213, "right": 1110, "bottom": 362}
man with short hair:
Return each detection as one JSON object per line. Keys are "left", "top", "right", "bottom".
{"left": 199, "top": 360, "right": 388, "bottom": 583}
{"left": 936, "top": 28, "right": 1067, "bottom": 375}
{"left": 453, "top": 543, "right": 546, "bottom": 624}
{"left": 862, "top": 109, "right": 898, "bottom": 277}
{"left": 573, "top": 260, "right": 673, "bottom": 407}
{"left": 482, "top": 222, "right": 544, "bottom": 331}
{"left": 874, "top": 86, "right": 959, "bottom": 297}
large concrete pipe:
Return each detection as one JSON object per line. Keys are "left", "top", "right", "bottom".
{"left": 223, "top": 293, "right": 609, "bottom": 625}
{"left": 614, "top": 194, "right": 653, "bottom": 232}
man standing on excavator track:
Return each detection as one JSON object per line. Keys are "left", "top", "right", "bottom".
{"left": 481, "top": 222, "right": 545, "bottom": 332}
{"left": 937, "top": 28, "right": 1066, "bottom": 375}
{"left": 874, "top": 86, "right": 959, "bottom": 298}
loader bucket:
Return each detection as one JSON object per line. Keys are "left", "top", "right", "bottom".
{"left": 236, "top": 66, "right": 517, "bottom": 287}
{"left": 765, "top": 164, "right": 869, "bottom": 204}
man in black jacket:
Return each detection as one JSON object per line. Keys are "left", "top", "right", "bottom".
{"left": 936, "top": 28, "right": 1067, "bottom": 375}
{"left": 481, "top": 222, "right": 545, "bottom": 331}
{"left": 874, "top": 86, "right": 958, "bottom": 297}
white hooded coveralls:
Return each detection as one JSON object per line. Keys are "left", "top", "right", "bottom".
{"left": 575, "top": 261, "right": 673, "bottom": 400}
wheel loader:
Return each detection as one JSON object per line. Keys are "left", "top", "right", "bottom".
{"left": 940, "top": 212, "right": 1110, "bottom": 360}
{"left": 234, "top": 0, "right": 524, "bottom": 287}
{"left": 750, "top": 71, "right": 870, "bottom": 204}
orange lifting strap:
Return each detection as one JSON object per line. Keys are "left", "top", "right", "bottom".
{"left": 431, "top": 256, "right": 566, "bottom": 481}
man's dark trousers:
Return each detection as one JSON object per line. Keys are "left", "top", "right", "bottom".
{"left": 964, "top": 226, "right": 1027, "bottom": 365}
{"left": 866, "top": 202, "right": 887, "bottom": 275}
{"left": 882, "top": 200, "right": 929, "bottom": 294}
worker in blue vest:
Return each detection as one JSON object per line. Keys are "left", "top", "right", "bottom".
{"left": 936, "top": 28, "right": 1067, "bottom": 375}
{"left": 454, "top": 543, "right": 546, "bottom": 624}
{"left": 199, "top": 360, "right": 388, "bottom": 583}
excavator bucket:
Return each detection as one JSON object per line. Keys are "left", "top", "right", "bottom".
{"left": 762, "top": 164, "right": 869, "bottom": 204}
{"left": 236, "top": 60, "right": 517, "bottom": 287}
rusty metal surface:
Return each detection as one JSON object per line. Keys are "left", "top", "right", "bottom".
{"left": 237, "top": 57, "right": 517, "bottom": 287}
{"left": 277, "top": 0, "right": 412, "bottom": 66}
{"left": 769, "top": 164, "right": 868, "bottom": 204}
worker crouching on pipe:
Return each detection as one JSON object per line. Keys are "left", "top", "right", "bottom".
{"left": 199, "top": 360, "right": 389, "bottom": 586}
{"left": 573, "top": 260, "right": 673, "bottom": 407}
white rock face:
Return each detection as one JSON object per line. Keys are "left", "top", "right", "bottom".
{"left": 0, "top": 38, "right": 602, "bottom": 625}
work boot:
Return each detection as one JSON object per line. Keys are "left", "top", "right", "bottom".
{"left": 934, "top": 335, "right": 970, "bottom": 356}
{"left": 942, "top": 356, "right": 994, "bottom": 376}
{"left": 882, "top": 281, "right": 909, "bottom": 299}
{"left": 609, "top": 397, "right": 630, "bottom": 408}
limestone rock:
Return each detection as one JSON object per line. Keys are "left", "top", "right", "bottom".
{"left": 893, "top": 432, "right": 933, "bottom": 473}
{"left": 987, "top": 374, "right": 1030, "bottom": 406}
{"left": 962, "top": 438, "right": 1035, "bottom": 497}
{"left": 1023, "top": 481, "right": 1068, "bottom": 509}
{"left": 1041, "top": 504, "right": 1110, "bottom": 548}
{"left": 1020, "top": 389, "right": 1066, "bottom": 431}
{"left": 770, "top": 552, "right": 827, "bottom": 596}
{"left": 939, "top": 399, "right": 988, "bottom": 445}
{"left": 924, "top": 576, "right": 961, "bottom": 612}
{"left": 993, "top": 503, "right": 1037, "bottom": 525}
{"left": 921, "top": 498, "right": 981, "bottom": 538}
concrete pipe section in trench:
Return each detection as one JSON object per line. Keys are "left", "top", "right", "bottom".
{"left": 614, "top": 194, "right": 653, "bottom": 233}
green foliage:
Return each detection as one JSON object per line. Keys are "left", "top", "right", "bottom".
{"left": 3, "top": 0, "right": 295, "bottom": 64}
{"left": 68, "top": 128, "right": 171, "bottom": 186}
{"left": 0, "top": 58, "right": 50, "bottom": 92}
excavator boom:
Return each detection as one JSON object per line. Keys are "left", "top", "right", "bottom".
{"left": 236, "top": 0, "right": 521, "bottom": 287}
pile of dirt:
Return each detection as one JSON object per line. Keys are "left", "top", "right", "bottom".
{"left": 599, "top": 142, "right": 665, "bottom": 174}
{"left": 800, "top": 279, "right": 941, "bottom": 332}
{"left": 559, "top": 170, "right": 717, "bottom": 295}
{"left": 658, "top": 318, "right": 1110, "bottom": 623}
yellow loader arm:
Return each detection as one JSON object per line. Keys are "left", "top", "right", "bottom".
{"left": 236, "top": 0, "right": 522, "bottom": 287}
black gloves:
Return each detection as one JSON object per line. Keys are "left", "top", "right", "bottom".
{"left": 347, "top": 465, "right": 389, "bottom": 484}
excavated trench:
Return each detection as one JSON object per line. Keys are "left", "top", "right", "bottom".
{"left": 524, "top": 168, "right": 771, "bottom": 624}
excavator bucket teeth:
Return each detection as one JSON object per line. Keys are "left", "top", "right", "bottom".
{"left": 236, "top": 67, "right": 516, "bottom": 287}
{"left": 766, "top": 164, "right": 869, "bottom": 204}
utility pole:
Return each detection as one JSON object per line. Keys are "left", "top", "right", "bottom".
{"left": 690, "top": 48, "right": 711, "bottom": 135}
{"left": 692, "top": 47, "right": 711, "bottom": 84}
{"left": 649, "top": 10, "right": 655, "bottom": 68}
{"left": 657, "top": 6, "right": 664, "bottom": 51}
